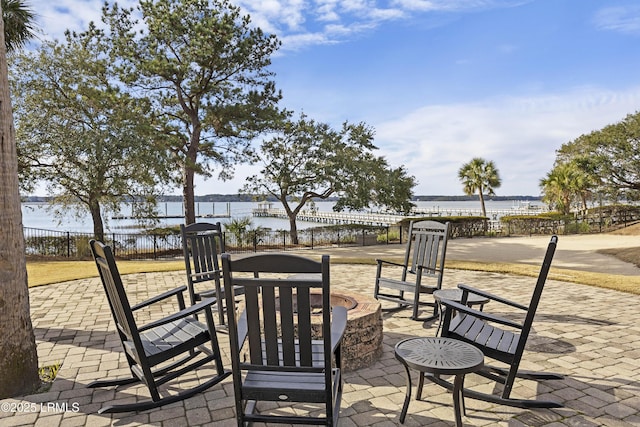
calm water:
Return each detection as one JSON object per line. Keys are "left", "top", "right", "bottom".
{"left": 21, "top": 199, "right": 542, "bottom": 233}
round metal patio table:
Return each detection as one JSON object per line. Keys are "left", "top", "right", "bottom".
{"left": 394, "top": 337, "right": 484, "bottom": 426}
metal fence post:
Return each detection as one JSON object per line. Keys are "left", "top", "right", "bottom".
{"left": 253, "top": 231, "right": 257, "bottom": 253}
{"left": 67, "top": 231, "right": 71, "bottom": 258}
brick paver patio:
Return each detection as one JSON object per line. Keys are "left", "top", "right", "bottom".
{"left": 2, "top": 261, "right": 640, "bottom": 426}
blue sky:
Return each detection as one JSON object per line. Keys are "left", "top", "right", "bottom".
{"left": 34, "top": 0, "right": 640, "bottom": 196}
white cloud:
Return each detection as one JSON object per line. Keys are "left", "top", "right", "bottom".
{"left": 35, "top": 1, "right": 132, "bottom": 42}
{"left": 195, "top": 86, "right": 640, "bottom": 197}
{"left": 235, "top": 0, "right": 520, "bottom": 51}
{"left": 593, "top": 5, "right": 640, "bottom": 35}
{"left": 375, "top": 86, "right": 640, "bottom": 195}
{"left": 33, "top": 0, "right": 529, "bottom": 52}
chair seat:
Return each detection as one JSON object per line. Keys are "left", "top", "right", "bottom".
{"left": 449, "top": 314, "right": 520, "bottom": 362}
{"left": 243, "top": 369, "right": 341, "bottom": 403}
{"left": 197, "top": 284, "right": 244, "bottom": 300}
{"left": 377, "top": 277, "right": 438, "bottom": 294}
{"left": 123, "top": 317, "right": 210, "bottom": 362}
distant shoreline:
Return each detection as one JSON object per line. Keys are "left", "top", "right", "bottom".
{"left": 22, "top": 194, "right": 542, "bottom": 203}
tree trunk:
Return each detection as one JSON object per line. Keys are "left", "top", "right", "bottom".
{"left": 183, "top": 128, "right": 200, "bottom": 225}
{"left": 280, "top": 198, "right": 299, "bottom": 244}
{"left": 478, "top": 190, "right": 487, "bottom": 217}
{"left": 183, "top": 164, "right": 196, "bottom": 225}
{"left": 89, "top": 198, "right": 105, "bottom": 242}
{"left": 288, "top": 214, "right": 299, "bottom": 245}
{"left": 0, "top": 4, "right": 40, "bottom": 397}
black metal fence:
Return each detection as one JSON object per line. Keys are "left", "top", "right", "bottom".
{"left": 23, "top": 225, "right": 403, "bottom": 260}
{"left": 24, "top": 211, "right": 634, "bottom": 260}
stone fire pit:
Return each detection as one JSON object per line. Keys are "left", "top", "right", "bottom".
{"left": 335, "top": 290, "right": 383, "bottom": 371}
{"left": 275, "top": 290, "right": 383, "bottom": 371}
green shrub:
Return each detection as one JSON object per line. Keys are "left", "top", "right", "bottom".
{"left": 377, "top": 229, "right": 400, "bottom": 243}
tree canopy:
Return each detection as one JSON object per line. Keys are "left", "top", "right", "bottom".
{"left": 556, "top": 110, "right": 640, "bottom": 202}
{"left": 243, "top": 114, "right": 416, "bottom": 243}
{"left": 11, "top": 27, "right": 171, "bottom": 241}
{"left": 102, "top": 0, "right": 285, "bottom": 224}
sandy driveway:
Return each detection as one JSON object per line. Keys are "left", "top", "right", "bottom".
{"left": 446, "top": 234, "right": 640, "bottom": 275}
{"left": 315, "top": 233, "right": 640, "bottom": 276}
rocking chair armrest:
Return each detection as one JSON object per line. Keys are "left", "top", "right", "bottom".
{"left": 190, "top": 270, "right": 221, "bottom": 280}
{"left": 458, "top": 283, "right": 528, "bottom": 311}
{"left": 138, "top": 297, "right": 217, "bottom": 332}
{"left": 375, "top": 259, "right": 406, "bottom": 269}
{"left": 441, "top": 299, "right": 524, "bottom": 330}
{"left": 131, "top": 285, "right": 188, "bottom": 312}
{"left": 330, "top": 306, "right": 348, "bottom": 354}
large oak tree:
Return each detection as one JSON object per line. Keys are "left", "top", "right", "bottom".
{"left": 556, "top": 111, "right": 640, "bottom": 201}
{"left": 12, "top": 26, "right": 171, "bottom": 241}
{"left": 244, "top": 114, "right": 416, "bottom": 244}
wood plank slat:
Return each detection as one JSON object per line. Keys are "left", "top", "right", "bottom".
{"left": 279, "top": 287, "right": 297, "bottom": 366}
{"left": 245, "top": 287, "right": 263, "bottom": 365}
{"left": 296, "top": 287, "right": 313, "bottom": 366}
{"left": 261, "top": 287, "right": 279, "bottom": 365}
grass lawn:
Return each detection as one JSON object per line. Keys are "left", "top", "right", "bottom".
{"left": 27, "top": 260, "right": 186, "bottom": 287}
{"left": 26, "top": 246, "right": 640, "bottom": 295}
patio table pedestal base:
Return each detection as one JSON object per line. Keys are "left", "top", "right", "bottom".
{"left": 395, "top": 337, "right": 484, "bottom": 426}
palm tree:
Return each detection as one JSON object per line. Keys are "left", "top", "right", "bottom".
{"left": 2, "top": 0, "right": 36, "bottom": 53}
{"left": 0, "top": 0, "right": 40, "bottom": 398}
{"left": 539, "top": 162, "right": 592, "bottom": 215}
{"left": 458, "top": 157, "right": 502, "bottom": 217}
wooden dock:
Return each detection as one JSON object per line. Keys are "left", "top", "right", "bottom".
{"left": 253, "top": 206, "right": 543, "bottom": 226}
{"left": 253, "top": 208, "right": 407, "bottom": 226}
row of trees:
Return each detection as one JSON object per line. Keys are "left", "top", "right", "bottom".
{"left": 457, "top": 108, "right": 640, "bottom": 218}
{"left": 540, "top": 111, "right": 640, "bottom": 214}
{"left": 12, "top": 0, "right": 415, "bottom": 242}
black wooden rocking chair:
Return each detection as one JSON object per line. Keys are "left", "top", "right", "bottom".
{"left": 88, "top": 240, "right": 230, "bottom": 414}
{"left": 221, "top": 253, "right": 347, "bottom": 426}
{"left": 181, "top": 221, "right": 243, "bottom": 326}
{"left": 374, "top": 220, "right": 449, "bottom": 320}
{"left": 431, "top": 235, "right": 564, "bottom": 408}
